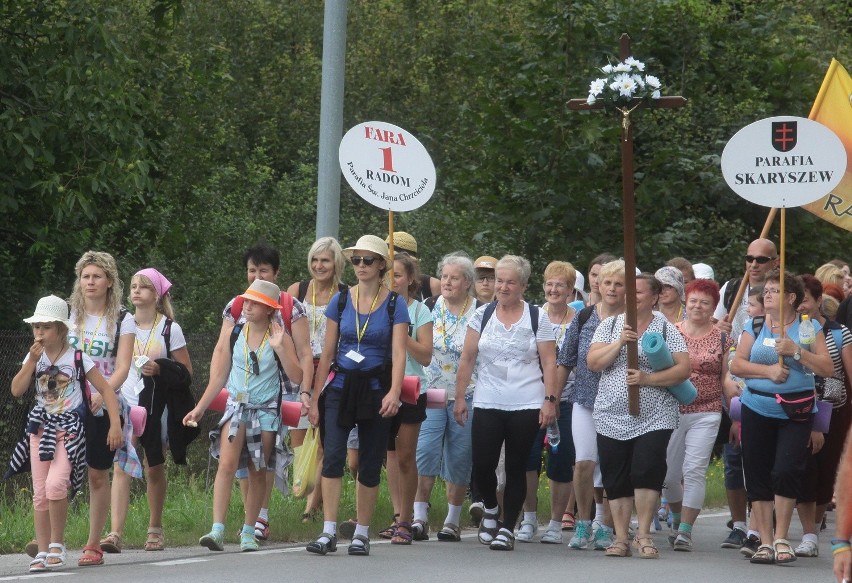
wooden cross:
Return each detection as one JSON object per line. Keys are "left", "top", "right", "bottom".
{"left": 568, "top": 33, "right": 687, "bottom": 416}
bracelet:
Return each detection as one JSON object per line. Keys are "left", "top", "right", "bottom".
{"left": 833, "top": 545, "right": 851, "bottom": 555}
{"left": 831, "top": 538, "right": 851, "bottom": 545}
{"left": 299, "top": 391, "right": 312, "bottom": 397}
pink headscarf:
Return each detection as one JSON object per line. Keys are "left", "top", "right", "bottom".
{"left": 135, "top": 268, "right": 173, "bottom": 297}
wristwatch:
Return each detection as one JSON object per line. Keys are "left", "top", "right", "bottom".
{"left": 793, "top": 348, "right": 802, "bottom": 361}
{"left": 544, "top": 395, "right": 557, "bottom": 403}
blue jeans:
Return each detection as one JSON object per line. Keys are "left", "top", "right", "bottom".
{"left": 415, "top": 395, "right": 474, "bottom": 486}
{"left": 723, "top": 442, "right": 745, "bottom": 490}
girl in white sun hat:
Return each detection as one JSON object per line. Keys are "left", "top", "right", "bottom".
{"left": 9, "top": 295, "right": 122, "bottom": 573}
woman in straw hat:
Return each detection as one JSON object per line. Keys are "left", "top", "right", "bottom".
{"left": 10, "top": 295, "right": 122, "bottom": 572}
{"left": 306, "top": 235, "right": 410, "bottom": 557}
{"left": 184, "top": 279, "right": 301, "bottom": 552}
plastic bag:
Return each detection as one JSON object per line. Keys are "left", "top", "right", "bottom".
{"left": 291, "top": 427, "right": 319, "bottom": 498}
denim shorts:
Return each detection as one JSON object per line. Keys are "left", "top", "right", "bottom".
{"left": 415, "top": 395, "right": 474, "bottom": 486}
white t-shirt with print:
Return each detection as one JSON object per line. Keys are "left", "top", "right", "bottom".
{"left": 69, "top": 309, "right": 136, "bottom": 385}
{"left": 120, "top": 315, "right": 187, "bottom": 406}
{"left": 23, "top": 347, "right": 96, "bottom": 415}
{"left": 468, "top": 302, "right": 554, "bottom": 411}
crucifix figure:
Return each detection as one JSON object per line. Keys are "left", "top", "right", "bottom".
{"left": 568, "top": 34, "right": 687, "bottom": 416}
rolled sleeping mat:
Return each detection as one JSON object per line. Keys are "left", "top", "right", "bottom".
{"left": 401, "top": 375, "right": 421, "bottom": 405}
{"left": 640, "top": 332, "right": 697, "bottom": 406}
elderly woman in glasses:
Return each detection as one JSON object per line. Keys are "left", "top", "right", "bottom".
{"left": 731, "top": 270, "right": 833, "bottom": 565}
{"left": 306, "top": 235, "right": 410, "bottom": 557}
{"left": 454, "top": 255, "right": 559, "bottom": 551}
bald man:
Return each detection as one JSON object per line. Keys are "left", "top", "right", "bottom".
{"left": 714, "top": 238, "right": 778, "bottom": 340}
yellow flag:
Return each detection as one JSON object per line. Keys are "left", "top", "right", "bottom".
{"left": 803, "top": 59, "right": 852, "bottom": 231}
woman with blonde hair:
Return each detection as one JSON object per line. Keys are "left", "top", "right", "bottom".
{"left": 103, "top": 268, "right": 193, "bottom": 553}
{"left": 288, "top": 237, "right": 348, "bottom": 522}
{"left": 68, "top": 251, "right": 135, "bottom": 567}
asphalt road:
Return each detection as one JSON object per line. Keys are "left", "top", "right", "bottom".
{"left": 0, "top": 510, "right": 836, "bottom": 582}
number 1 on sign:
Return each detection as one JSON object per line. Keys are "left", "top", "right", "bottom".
{"left": 379, "top": 147, "right": 396, "bottom": 173}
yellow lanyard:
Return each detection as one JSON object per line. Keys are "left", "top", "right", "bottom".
{"left": 355, "top": 285, "right": 382, "bottom": 351}
{"left": 440, "top": 296, "right": 470, "bottom": 347}
{"left": 243, "top": 323, "right": 270, "bottom": 387}
{"left": 134, "top": 314, "right": 161, "bottom": 358}
{"left": 85, "top": 313, "right": 106, "bottom": 356}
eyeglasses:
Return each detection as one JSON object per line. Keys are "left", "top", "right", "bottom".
{"left": 249, "top": 351, "right": 260, "bottom": 375}
{"left": 477, "top": 275, "right": 495, "bottom": 283}
{"left": 745, "top": 255, "right": 775, "bottom": 265}
{"left": 762, "top": 287, "right": 781, "bottom": 296}
{"left": 350, "top": 256, "right": 377, "bottom": 267}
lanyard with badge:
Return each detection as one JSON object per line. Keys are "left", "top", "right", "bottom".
{"left": 236, "top": 322, "right": 269, "bottom": 404}
{"left": 345, "top": 286, "right": 381, "bottom": 364}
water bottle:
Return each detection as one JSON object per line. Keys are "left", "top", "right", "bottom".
{"left": 547, "top": 422, "right": 560, "bottom": 453}
{"left": 799, "top": 315, "right": 816, "bottom": 350}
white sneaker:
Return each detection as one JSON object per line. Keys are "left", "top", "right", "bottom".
{"left": 541, "top": 527, "right": 563, "bottom": 544}
{"left": 515, "top": 520, "right": 538, "bottom": 542}
{"left": 794, "top": 539, "right": 819, "bottom": 557}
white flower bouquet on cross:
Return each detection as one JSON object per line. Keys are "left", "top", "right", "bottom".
{"left": 585, "top": 57, "right": 663, "bottom": 133}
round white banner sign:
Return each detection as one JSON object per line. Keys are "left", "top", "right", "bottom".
{"left": 339, "top": 121, "right": 436, "bottom": 212}
{"left": 721, "top": 116, "right": 847, "bottom": 208}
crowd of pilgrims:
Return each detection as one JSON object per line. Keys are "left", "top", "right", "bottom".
{"left": 9, "top": 233, "right": 852, "bottom": 578}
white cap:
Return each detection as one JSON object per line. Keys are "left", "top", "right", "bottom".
{"left": 693, "top": 263, "right": 715, "bottom": 280}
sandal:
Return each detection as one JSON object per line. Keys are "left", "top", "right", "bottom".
{"left": 45, "top": 543, "right": 66, "bottom": 568}
{"left": 478, "top": 511, "right": 500, "bottom": 545}
{"left": 604, "top": 540, "right": 632, "bottom": 557}
{"left": 348, "top": 534, "right": 370, "bottom": 556}
{"left": 437, "top": 523, "right": 461, "bottom": 542}
{"left": 145, "top": 527, "right": 165, "bottom": 551}
{"left": 78, "top": 546, "right": 104, "bottom": 567}
{"left": 379, "top": 514, "right": 400, "bottom": 539}
{"left": 562, "top": 512, "right": 576, "bottom": 531}
{"left": 750, "top": 544, "right": 775, "bottom": 564}
{"left": 633, "top": 536, "right": 659, "bottom": 559}
{"left": 773, "top": 538, "right": 796, "bottom": 564}
{"left": 411, "top": 519, "right": 429, "bottom": 541}
{"left": 254, "top": 517, "right": 270, "bottom": 540}
{"left": 25, "top": 539, "right": 39, "bottom": 558}
{"left": 29, "top": 552, "right": 48, "bottom": 573}
{"left": 391, "top": 522, "right": 413, "bottom": 545}
{"left": 99, "top": 531, "right": 123, "bottom": 554}
{"left": 306, "top": 532, "right": 338, "bottom": 555}
{"left": 489, "top": 528, "right": 515, "bottom": 551}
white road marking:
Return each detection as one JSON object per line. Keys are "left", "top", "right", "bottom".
{"left": 151, "top": 558, "right": 211, "bottom": 566}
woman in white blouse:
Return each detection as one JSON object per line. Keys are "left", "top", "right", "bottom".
{"left": 587, "top": 273, "right": 690, "bottom": 559}
{"left": 454, "top": 255, "right": 559, "bottom": 551}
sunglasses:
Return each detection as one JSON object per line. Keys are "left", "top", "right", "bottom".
{"left": 249, "top": 351, "right": 260, "bottom": 375}
{"left": 350, "top": 256, "right": 378, "bottom": 267}
{"left": 744, "top": 255, "right": 774, "bottom": 265}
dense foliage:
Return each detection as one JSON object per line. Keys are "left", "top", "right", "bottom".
{"left": 2, "top": 0, "right": 849, "bottom": 332}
